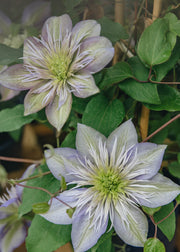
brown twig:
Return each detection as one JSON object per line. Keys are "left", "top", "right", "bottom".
{"left": 0, "top": 156, "right": 42, "bottom": 164}
{"left": 142, "top": 114, "right": 180, "bottom": 142}
{"left": 139, "top": 0, "right": 162, "bottom": 141}
{"left": 14, "top": 182, "right": 73, "bottom": 209}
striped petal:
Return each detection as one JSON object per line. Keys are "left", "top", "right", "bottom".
{"left": 45, "top": 92, "right": 72, "bottom": 131}
{"left": 24, "top": 82, "right": 55, "bottom": 115}
{"left": 111, "top": 200, "right": 148, "bottom": 247}
{"left": 76, "top": 124, "right": 106, "bottom": 161}
{"left": 1, "top": 221, "right": 26, "bottom": 252}
{"left": 44, "top": 148, "right": 82, "bottom": 182}
{"left": 68, "top": 71, "right": 99, "bottom": 98}
{"left": 0, "top": 64, "right": 37, "bottom": 90}
{"left": 80, "top": 36, "right": 114, "bottom": 73}
{"left": 71, "top": 20, "right": 101, "bottom": 43}
{"left": 71, "top": 212, "right": 108, "bottom": 252}
{"left": 41, "top": 15, "right": 72, "bottom": 44}
{"left": 130, "top": 173, "right": 180, "bottom": 208}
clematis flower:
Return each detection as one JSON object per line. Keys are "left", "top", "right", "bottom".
{"left": 0, "top": 14, "right": 114, "bottom": 131}
{"left": 0, "top": 164, "right": 35, "bottom": 252}
{"left": 41, "top": 120, "right": 180, "bottom": 252}
{"left": 0, "top": 1, "right": 51, "bottom": 101}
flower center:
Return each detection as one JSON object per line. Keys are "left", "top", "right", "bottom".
{"left": 93, "top": 168, "right": 128, "bottom": 200}
{"left": 48, "top": 54, "right": 72, "bottom": 82}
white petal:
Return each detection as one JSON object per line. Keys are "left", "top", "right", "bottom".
{"left": 23, "top": 37, "right": 48, "bottom": 68}
{"left": 68, "top": 71, "right": 99, "bottom": 98}
{"left": 111, "top": 200, "right": 148, "bottom": 247}
{"left": 45, "top": 148, "right": 81, "bottom": 182}
{"left": 1, "top": 221, "right": 26, "bottom": 252}
{"left": 0, "top": 64, "right": 37, "bottom": 90}
{"left": 128, "top": 143, "right": 167, "bottom": 180}
{"left": 0, "top": 86, "right": 20, "bottom": 101}
{"left": 107, "top": 119, "right": 138, "bottom": 162}
{"left": 24, "top": 84, "right": 55, "bottom": 115}
{"left": 76, "top": 124, "right": 106, "bottom": 161}
{"left": 130, "top": 173, "right": 180, "bottom": 208}
{"left": 80, "top": 36, "right": 114, "bottom": 73}
{"left": 40, "top": 190, "right": 79, "bottom": 225}
{"left": 71, "top": 212, "right": 108, "bottom": 252}
{"left": 41, "top": 15, "right": 72, "bottom": 44}
{"left": 71, "top": 20, "right": 101, "bottom": 43}
{"left": 45, "top": 91, "right": 72, "bottom": 131}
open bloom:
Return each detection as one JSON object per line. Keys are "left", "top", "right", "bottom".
{"left": 0, "top": 164, "right": 35, "bottom": 252}
{"left": 0, "top": 1, "right": 51, "bottom": 101}
{"left": 41, "top": 120, "right": 180, "bottom": 252}
{"left": 0, "top": 14, "right": 114, "bottom": 131}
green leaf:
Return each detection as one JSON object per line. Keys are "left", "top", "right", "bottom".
{"left": 176, "top": 194, "right": 180, "bottom": 205}
{"left": 0, "top": 104, "right": 37, "bottom": 132}
{"left": 19, "top": 164, "right": 60, "bottom": 216}
{"left": 119, "top": 57, "right": 160, "bottom": 104}
{"left": 153, "top": 38, "right": 180, "bottom": 81}
{"left": 61, "top": 130, "right": 76, "bottom": 148}
{"left": 178, "top": 153, "right": 180, "bottom": 164}
{"left": 144, "top": 238, "right": 165, "bottom": 252}
{"left": 90, "top": 226, "right": 114, "bottom": 252}
{"left": 72, "top": 95, "right": 90, "bottom": 114}
{"left": 154, "top": 202, "right": 176, "bottom": 241}
{"left": 82, "top": 94, "right": 125, "bottom": 137}
{"left": 137, "top": 18, "right": 175, "bottom": 66}
{"left": 119, "top": 80, "right": 160, "bottom": 104}
{"left": 168, "top": 161, "right": 180, "bottom": 179}
{"left": 0, "top": 43, "right": 23, "bottom": 65}
{"left": 98, "top": 16, "right": 128, "bottom": 44}
{"left": 32, "top": 202, "right": 50, "bottom": 214}
{"left": 142, "top": 206, "right": 161, "bottom": 216}
{"left": 95, "top": 62, "right": 133, "bottom": 90}
{"left": 148, "top": 114, "right": 170, "bottom": 144}
{"left": 8, "top": 128, "right": 22, "bottom": 141}
{"left": 145, "top": 85, "right": 180, "bottom": 111}
{"left": 164, "top": 12, "right": 180, "bottom": 37}
{"left": 26, "top": 215, "right": 71, "bottom": 252}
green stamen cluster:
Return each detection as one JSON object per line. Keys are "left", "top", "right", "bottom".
{"left": 93, "top": 168, "right": 128, "bottom": 200}
{"left": 48, "top": 54, "right": 71, "bottom": 82}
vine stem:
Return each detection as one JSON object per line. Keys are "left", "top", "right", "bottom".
{"left": 150, "top": 202, "right": 178, "bottom": 238}
{"left": 12, "top": 171, "right": 51, "bottom": 183}
{"left": 142, "top": 114, "right": 180, "bottom": 142}
{"left": 14, "top": 182, "right": 73, "bottom": 209}
{"left": 0, "top": 156, "right": 42, "bottom": 164}
{"left": 156, "top": 202, "right": 178, "bottom": 225}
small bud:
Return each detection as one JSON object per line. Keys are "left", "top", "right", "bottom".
{"left": 0, "top": 164, "right": 7, "bottom": 188}
{"left": 66, "top": 207, "right": 76, "bottom": 218}
{"left": 32, "top": 202, "right": 50, "bottom": 214}
{"left": 61, "top": 175, "right": 67, "bottom": 191}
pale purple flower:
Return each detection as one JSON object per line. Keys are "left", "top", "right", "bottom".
{"left": 0, "top": 1, "right": 51, "bottom": 101}
{"left": 41, "top": 120, "right": 180, "bottom": 252}
{"left": 0, "top": 164, "right": 35, "bottom": 252}
{"left": 0, "top": 14, "right": 114, "bottom": 131}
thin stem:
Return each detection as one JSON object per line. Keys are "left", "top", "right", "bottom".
{"left": 14, "top": 182, "right": 73, "bottom": 209}
{"left": 142, "top": 114, "right": 180, "bottom": 142}
{"left": 156, "top": 203, "right": 178, "bottom": 225}
{"left": 0, "top": 156, "right": 42, "bottom": 164}
{"left": 150, "top": 216, "right": 158, "bottom": 238}
{"left": 13, "top": 171, "right": 51, "bottom": 183}
{"left": 150, "top": 79, "right": 180, "bottom": 85}
{"left": 132, "top": 76, "right": 180, "bottom": 85}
